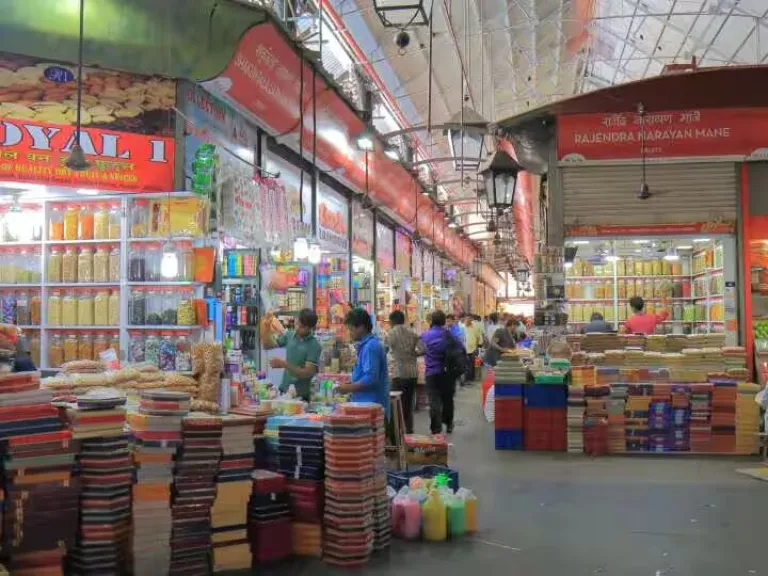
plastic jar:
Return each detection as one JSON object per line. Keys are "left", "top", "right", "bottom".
{"left": 2, "top": 248, "right": 16, "bottom": 285}
{"left": 49, "top": 205, "right": 64, "bottom": 241}
{"left": 94, "top": 289, "right": 109, "bottom": 325}
{"left": 15, "top": 290, "right": 29, "bottom": 325}
{"left": 108, "top": 290, "right": 120, "bottom": 326}
{"left": 49, "top": 333, "right": 64, "bottom": 368}
{"left": 145, "top": 332, "right": 161, "bottom": 367}
{"left": 128, "top": 246, "right": 145, "bottom": 281}
{"left": 47, "top": 290, "right": 62, "bottom": 326}
{"left": 107, "top": 333, "right": 120, "bottom": 359}
{"left": 28, "top": 331, "right": 40, "bottom": 367}
{"left": 79, "top": 204, "right": 94, "bottom": 240}
{"left": 64, "top": 205, "right": 79, "bottom": 241}
{"left": 108, "top": 203, "right": 121, "bottom": 239}
{"left": 129, "top": 288, "right": 146, "bottom": 326}
{"left": 64, "top": 333, "right": 78, "bottom": 363}
{"left": 62, "top": 290, "right": 78, "bottom": 326}
{"left": 48, "top": 247, "right": 63, "bottom": 283}
{"left": 175, "top": 333, "right": 192, "bottom": 372}
{"left": 78, "top": 289, "right": 94, "bottom": 326}
{"left": 178, "top": 241, "right": 195, "bottom": 281}
{"left": 93, "top": 204, "right": 109, "bottom": 239}
{"left": 159, "top": 332, "right": 177, "bottom": 371}
{"left": 1, "top": 292, "right": 15, "bottom": 324}
{"left": 131, "top": 199, "right": 149, "bottom": 238}
{"left": 161, "top": 290, "right": 178, "bottom": 325}
{"left": 93, "top": 245, "right": 109, "bottom": 283}
{"left": 93, "top": 332, "right": 109, "bottom": 361}
{"left": 145, "top": 289, "right": 162, "bottom": 325}
{"left": 109, "top": 246, "right": 121, "bottom": 282}
{"left": 30, "top": 293, "right": 41, "bottom": 325}
{"left": 78, "top": 333, "right": 93, "bottom": 361}
{"left": 145, "top": 244, "right": 161, "bottom": 282}
{"left": 62, "top": 246, "right": 78, "bottom": 283}
{"left": 177, "top": 289, "right": 196, "bottom": 325}
{"left": 128, "top": 331, "right": 145, "bottom": 363}
{"left": 78, "top": 247, "right": 94, "bottom": 283}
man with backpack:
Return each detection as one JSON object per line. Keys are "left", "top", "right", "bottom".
{"left": 420, "top": 310, "right": 466, "bottom": 434}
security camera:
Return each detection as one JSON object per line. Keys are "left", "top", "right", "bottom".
{"left": 638, "top": 182, "right": 651, "bottom": 200}
{"left": 394, "top": 30, "right": 411, "bottom": 51}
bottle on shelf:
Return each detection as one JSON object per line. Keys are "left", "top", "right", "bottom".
{"left": 64, "top": 205, "right": 79, "bottom": 241}
{"left": 79, "top": 204, "right": 94, "bottom": 240}
{"left": 94, "top": 204, "right": 109, "bottom": 240}
{"left": 49, "top": 204, "right": 64, "bottom": 241}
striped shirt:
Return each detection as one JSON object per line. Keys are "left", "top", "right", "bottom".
{"left": 384, "top": 325, "right": 423, "bottom": 380}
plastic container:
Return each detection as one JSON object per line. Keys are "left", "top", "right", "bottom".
{"left": 94, "top": 289, "right": 109, "bottom": 325}
{"left": 175, "top": 333, "right": 192, "bottom": 371}
{"left": 78, "top": 289, "right": 94, "bottom": 326}
{"left": 161, "top": 289, "right": 178, "bottom": 325}
{"left": 79, "top": 204, "right": 94, "bottom": 240}
{"left": 78, "top": 333, "right": 93, "bottom": 361}
{"left": 145, "top": 332, "right": 161, "bottom": 367}
{"left": 30, "top": 293, "right": 41, "bottom": 325}
{"left": 62, "top": 246, "right": 78, "bottom": 283}
{"left": 177, "top": 289, "right": 196, "bottom": 325}
{"left": 145, "top": 289, "right": 162, "bottom": 325}
{"left": 93, "top": 245, "right": 109, "bottom": 283}
{"left": 446, "top": 494, "right": 466, "bottom": 537}
{"left": 129, "top": 288, "right": 146, "bottom": 325}
{"left": 108, "top": 203, "right": 121, "bottom": 239}
{"left": 457, "top": 488, "right": 477, "bottom": 533}
{"left": 49, "top": 332, "right": 64, "bottom": 368}
{"left": 159, "top": 332, "right": 177, "bottom": 371}
{"left": 108, "top": 290, "right": 120, "bottom": 326}
{"left": 64, "top": 205, "right": 79, "bottom": 241}
{"left": 109, "top": 246, "right": 121, "bottom": 282}
{"left": 128, "top": 331, "right": 145, "bottom": 363}
{"left": 1, "top": 292, "right": 15, "bottom": 324}
{"left": 78, "top": 247, "right": 94, "bottom": 283}
{"left": 48, "top": 247, "right": 63, "bottom": 283}
{"left": 422, "top": 490, "right": 447, "bottom": 542}
{"left": 387, "top": 466, "right": 460, "bottom": 492}
{"left": 15, "top": 290, "right": 29, "bottom": 325}
{"left": 28, "top": 331, "right": 40, "bottom": 367}
{"left": 128, "top": 245, "right": 145, "bottom": 281}
{"left": 49, "top": 205, "right": 64, "bottom": 241}
{"left": 93, "top": 204, "right": 109, "bottom": 239}
{"left": 93, "top": 332, "right": 109, "bottom": 361}
{"left": 62, "top": 290, "right": 78, "bottom": 326}
{"left": 392, "top": 495, "right": 421, "bottom": 540}
{"left": 47, "top": 290, "right": 62, "bottom": 325}
{"left": 108, "top": 333, "right": 120, "bottom": 359}
{"left": 131, "top": 199, "right": 149, "bottom": 238}
{"left": 64, "top": 333, "right": 78, "bottom": 363}
{"left": 178, "top": 241, "right": 195, "bottom": 281}
{"left": 145, "top": 243, "right": 161, "bottom": 282}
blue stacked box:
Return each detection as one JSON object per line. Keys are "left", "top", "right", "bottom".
{"left": 495, "top": 384, "right": 524, "bottom": 397}
{"left": 495, "top": 430, "right": 524, "bottom": 450}
{"left": 524, "top": 385, "right": 567, "bottom": 408}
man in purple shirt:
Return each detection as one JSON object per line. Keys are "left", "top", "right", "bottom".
{"left": 420, "top": 310, "right": 461, "bottom": 434}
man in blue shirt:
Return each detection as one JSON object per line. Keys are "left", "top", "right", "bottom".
{"left": 420, "top": 310, "right": 462, "bottom": 434}
{"left": 338, "top": 308, "right": 389, "bottom": 415}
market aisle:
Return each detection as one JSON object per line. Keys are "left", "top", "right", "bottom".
{"left": 246, "top": 385, "right": 768, "bottom": 576}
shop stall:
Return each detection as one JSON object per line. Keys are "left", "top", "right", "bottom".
{"left": 375, "top": 220, "right": 395, "bottom": 327}
{"left": 315, "top": 184, "right": 349, "bottom": 332}
{"left": 351, "top": 201, "right": 374, "bottom": 312}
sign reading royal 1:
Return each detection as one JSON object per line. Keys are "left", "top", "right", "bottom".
{"left": 316, "top": 185, "right": 349, "bottom": 251}
{"left": 558, "top": 108, "right": 768, "bottom": 163}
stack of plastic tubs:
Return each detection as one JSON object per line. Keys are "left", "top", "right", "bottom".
{"left": 625, "top": 385, "right": 652, "bottom": 452}
{"left": 669, "top": 384, "right": 691, "bottom": 452}
{"left": 493, "top": 358, "right": 527, "bottom": 450}
{"left": 566, "top": 387, "right": 585, "bottom": 453}
{"left": 735, "top": 382, "right": 761, "bottom": 455}
{"left": 524, "top": 374, "right": 567, "bottom": 452}
{"left": 689, "top": 383, "right": 712, "bottom": 453}
{"left": 583, "top": 382, "right": 609, "bottom": 456}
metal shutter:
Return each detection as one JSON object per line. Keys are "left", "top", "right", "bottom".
{"left": 562, "top": 163, "right": 738, "bottom": 226}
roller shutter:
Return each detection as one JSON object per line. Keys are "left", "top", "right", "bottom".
{"left": 562, "top": 163, "right": 738, "bottom": 226}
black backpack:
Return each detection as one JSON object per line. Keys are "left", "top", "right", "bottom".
{"left": 442, "top": 330, "right": 466, "bottom": 380}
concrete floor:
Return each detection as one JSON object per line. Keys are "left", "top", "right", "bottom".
{"left": 251, "top": 385, "right": 768, "bottom": 576}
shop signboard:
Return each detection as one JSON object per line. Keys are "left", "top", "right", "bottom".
{"left": 566, "top": 221, "right": 736, "bottom": 237}
{"left": 376, "top": 222, "right": 394, "bottom": 272}
{"left": 395, "top": 230, "right": 411, "bottom": 275}
{"left": 558, "top": 108, "right": 768, "bottom": 162}
{"left": 351, "top": 201, "right": 373, "bottom": 259}
{"left": 317, "top": 184, "right": 348, "bottom": 251}
{"left": 0, "top": 52, "right": 175, "bottom": 192}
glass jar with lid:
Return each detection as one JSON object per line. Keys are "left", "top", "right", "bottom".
{"left": 0, "top": 292, "right": 15, "bottom": 325}
{"left": 30, "top": 292, "right": 41, "bottom": 325}
{"left": 107, "top": 332, "right": 120, "bottom": 360}
{"left": 144, "top": 332, "right": 161, "bottom": 367}
{"left": 79, "top": 204, "right": 94, "bottom": 240}
{"left": 64, "top": 333, "right": 78, "bottom": 363}
{"left": 62, "top": 246, "right": 78, "bottom": 283}
{"left": 131, "top": 199, "right": 149, "bottom": 238}
{"left": 78, "top": 289, "right": 94, "bottom": 326}
{"left": 48, "top": 247, "right": 63, "bottom": 283}
{"left": 159, "top": 332, "right": 177, "bottom": 371}
{"left": 145, "top": 289, "right": 162, "bottom": 325}
{"left": 49, "top": 204, "right": 64, "bottom": 241}
{"left": 47, "top": 290, "right": 62, "bottom": 326}
{"left": 177, "top": 288, "right": 196, "bottom": 325}
{"left": 28, "top": 331, "right": 40, "bottom": 367}
{"left": 108, "top": 290, "right": 120, "bottom": 326}
{"left": 16, "top": 249, "right": 29, "bottom": 284}
{"left": 129, "top": 288, "right": 146, "bottom": 326}
{"left": 93, "top": 332, "right": 108, "bottom": 361}
{"left": 161, "top": 289, "right": 178, "bottom": 325}
{"left": 49, "top": 332, "right": 64, "bottom": 368}
{"left": 2, "top": 248, "right": 16, "bottom": 285}
{"left": 128, "top": 331, "right": 145, "bottom": 363}
{"left": 78, "top": 333, "right": 93, "bottom": 361}
{"left": 178, "top": 241, "right": 195, "bottom": 281}
{"left": 15, "top": 290, "right": 29, "bottom": 325}
{"left": 94, "top": 289, "right": 109, "bottom": 326}
{"left": 93, "top": 245, "right": 109, "bottom": 283}
{"left": 128, "top": 245, "right": 145, "bottom": 281}
{"left": 175, "top": 332, "right": 192, "bottom": 372}
{"left": 64, "top": 205, "right": 79, "bottom": 241}
{"left": 145, "top": 243, "right": 161, "bottom": 282}
{"left": 62, "top": 290, "right": 78, "bottom": 326}
{"left": 78, "top": 247, "right": 94, "bottom": 283}
{"left": 94, "top": 204, "right": 109, "bottom": 239}
{"left": 108, "top": 203, "right": 121, "bottom": 239}
{"left": 109, "top": 246, "right": 121, "bottom": 282}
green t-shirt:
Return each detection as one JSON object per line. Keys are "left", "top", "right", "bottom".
{"left": 276, "top": 330, "right": 322, "bottom": 399}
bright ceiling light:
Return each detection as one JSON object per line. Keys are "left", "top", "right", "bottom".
{"left": 632, "top": 239, "right": 650, "bottom": 244}
{"left": 293, "top": 237, "right": 309, "bottom": 260}
{"left": 384, "top": 145, "right": 399, "bottom": 161}
{"left": 564, "top": 261, "right": 573, "bottom": 269}
{"left": 677, "top": 245, "right": 693, "bottom": 250}
{"left": 356, "top": 131, "right": 375, "bottom": 151}
{"left": 161, "top": 242, "right": 179, "bottom": 279}
{"left": 693, "top": 238, "right": 711, "bottom": 243}
{"left": 663, "top": 252, "right": 680, "bottom": 261}
{"left": 605, "top": 255, "right": 619, "bottom": 262}
{"left": 570, "top": 240, "right": 590, "bottom": 245}
{"left": 307, "top": 242, "right": 322, "bottom": 265}
{"left": 448, "top": 219, "right": 458, "bottom": 229}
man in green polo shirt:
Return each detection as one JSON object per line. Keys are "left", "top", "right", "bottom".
{"left": 262, "top": 308, "right": 322, "bottom": 401}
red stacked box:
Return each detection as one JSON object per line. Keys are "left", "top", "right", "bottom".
{"left": 710, "top": 381, "right": 737, "bottom": 454}
{"left": 248, "top": 470, "right": 292, "bottom": 565}
{"left": 523, "top": 408, "right": 566, "bottom": 451}
{"left": 494, "top": 398, "right": 524, "bottom": 430}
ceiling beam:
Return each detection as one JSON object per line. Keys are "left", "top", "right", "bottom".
{"left": 641, "top": 0, "right": 679, "bottom": 77}
{"left": 697, "top": 0, "right": 739, "bottom": 63}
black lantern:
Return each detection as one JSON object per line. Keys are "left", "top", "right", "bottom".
{"left": 515, "top": 268, "right": 530, "bottom": 285}
{"left": 374, "top": 0, "right": 433, "bottom": 27}
{"left": 479, "top": 149, "right": 522, "bottom": 214}
{"left": 445, "top": 106, "right": 488, "bottom": 172}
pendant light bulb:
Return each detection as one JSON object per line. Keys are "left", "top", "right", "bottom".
{"left": 161, "top": 242, "right": 179, "bottom": 279}
{"left": 293, "top": 237, "right": 309, "bottom": 261}
{"left": 308, "top": 242, "right": 322, "bottom": 265}
{"left": 66, "top": 141, "right": 90, "bottom": 171}
{"left": 270, "top": 246, "right": 282, "bottom": 261}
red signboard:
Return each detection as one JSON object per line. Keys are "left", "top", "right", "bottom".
{"left": 566, "top": 221, "right": 736, "bottom": 238}
{"left": 0, "top": 119, "right": 174, "bottom": 192}
{"left": 204, "top": 22, "right": 475, "bottom": 267}
{"left": 558, "top": 108, "right": 768, "bottom": 162}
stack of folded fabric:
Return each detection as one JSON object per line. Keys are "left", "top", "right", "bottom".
{"left": 339, "top": 403, "right": 389, "bottom": 552}
{"left": 606, "top": 381, "right": 627, "bottom": 454}
{"left": 566, "top": 387, "right": 585, "bottom": 453}
{"left": 710, "top": 379, "right": 737, "bottom": 453}
{"left": 735, "top": 382, "right": 761, "bottom": 455}
{"left": 0, "top": 372, "right": 80, "bottom": 576}
{"left": 624, "top": 391, "right": 652, "bottom": 452}
{"left": 689, "top": 383, "right": 713, "bottom": 453}
{"left": 248, "top": 470, "right": 292, "bottom": 564}
{"left": 65, "top": 391, "right": 131, "bottom": 575}
{"left": 669, "top": 384, "right": 691, "bottom": 452}
{"left": 211, "top": 415, "right": 257, "bottom": 572}
{"left": 170, "top": 414, "right": 222, "bottom": 575}
{"left": 570, "top": 365, "right": 595, "bottom": 388}
{"left": 648, "top": 400, "right": 672, "bottom": 452}
{"left": 129, "top": 390, "right": 188, "bottom": 575}
{"left": 323, "top": 413, "right": 374, "bottom": 567}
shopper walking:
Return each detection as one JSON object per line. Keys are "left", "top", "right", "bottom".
{"left": 483, "top": 318, "right": 517, "bottom": 367}
{"left": 622, "top": 296, "right": 668, "bottom": 335}
{"left": 338, "top": 308, "right": 390, "bottom": 414}
{"left": 261, "top": 308, "right": 322, "bottom": 402}
{"left": 485, "top": 312, "right": 501, "bottom": 344}
{"left": 384, "top": 310, "right": 423, "bottom": 434}
{"left": 462, "top": 315, "right": 483, "bottom": 382}
{"left": 420, "top": 310, "right": 464, "bottom": 434}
